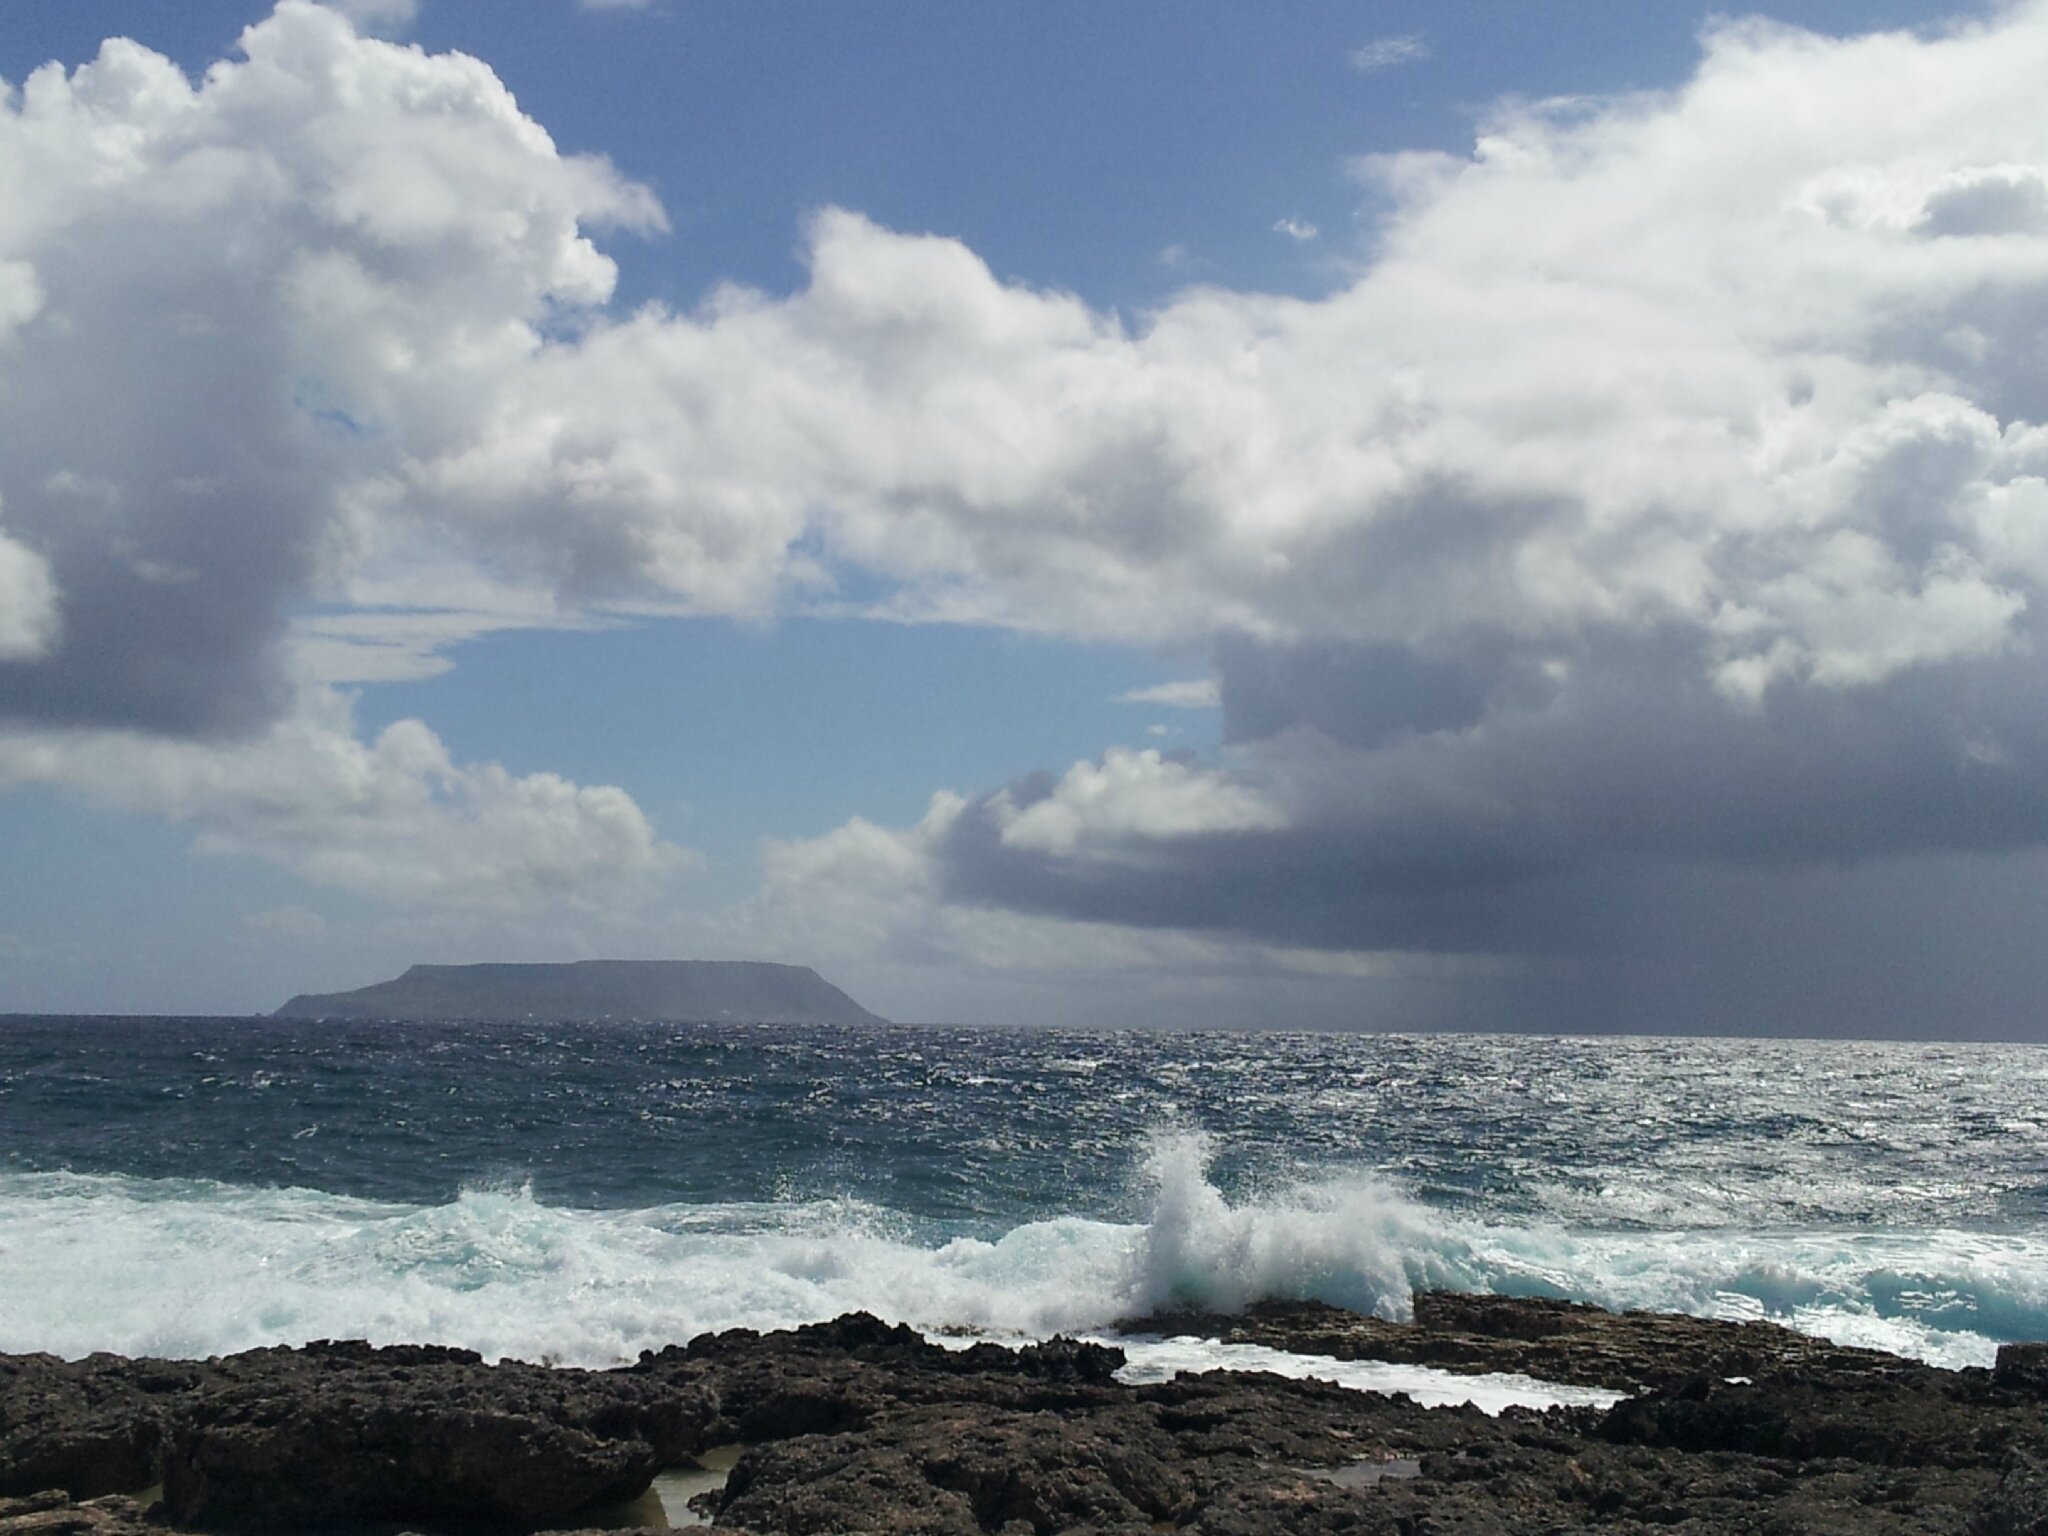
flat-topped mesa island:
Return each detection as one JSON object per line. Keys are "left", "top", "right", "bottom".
{"left": 6, "top": 1296, "right": 2048, "bottom": 1534}
{"left": 272, "top": 960, "right": 890, "bottom": 1026}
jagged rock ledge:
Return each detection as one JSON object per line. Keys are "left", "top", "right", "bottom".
{"left": 6, "top": 1297, "right": 2048, "bottom": 1534}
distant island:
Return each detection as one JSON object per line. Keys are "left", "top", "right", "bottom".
{"left": 273, "top": 960, "right": 889, "bottom": 1025}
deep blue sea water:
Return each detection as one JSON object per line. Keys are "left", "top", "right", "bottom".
{"left": 3, "top": 1018, "right": 2044, "bottom": 1376}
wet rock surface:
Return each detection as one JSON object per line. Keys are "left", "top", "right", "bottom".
{"left": 3, "top": 1295, "right": 2045, "bottom": 1533}
{"left": 1115, "top": 1292, "right": 1895, "bottom": 1393}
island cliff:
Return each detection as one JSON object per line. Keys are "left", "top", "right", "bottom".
{"left": 273, "top": 960, "right": 888, "bottom": 1025}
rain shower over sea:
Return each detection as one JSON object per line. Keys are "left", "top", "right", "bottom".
{"left": 3, "top": 1019, "right": 2045, "bottom": 1387}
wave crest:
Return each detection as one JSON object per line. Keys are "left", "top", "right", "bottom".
{"left": 1, "top": 1144, "right": 2041, "bottom": 1371}
{"left": 1130, "top": 1130, "right": 1463, "bottom": 1318}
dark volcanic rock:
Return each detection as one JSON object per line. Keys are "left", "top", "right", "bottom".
{"left": 163, "top": 1388, "right": 654, "bottom": 1529}
{"left": 6, "top": 1296, "right": 2048, "bottom": 1533}
{"left": 1995, "top": 1342, "right": 2048, "bottom": 1397}
{"left": 1119, "top": 1291, "right": 1885, "bottom": 1393}
{"left": 0, "top": 1354, "right": 185, "bottom": 1498}
{"left": 715, "top": 1404, "right": 1196, "bottom": 1535}
{"left": 1976, "top": 1451, "right": 2048, "bottom": 1536}
{"left": 158, "top": 1340, "right": 714, "bottom": 1529}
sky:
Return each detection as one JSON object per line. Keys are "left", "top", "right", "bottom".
{"left": 2, "top": 0, "right": 2046, "bottom": 1036}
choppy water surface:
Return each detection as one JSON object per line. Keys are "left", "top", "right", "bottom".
{"left": 2, "top": 1019, "right": 2043, "bottom": 1372}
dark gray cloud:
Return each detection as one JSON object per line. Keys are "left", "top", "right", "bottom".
{"left": 1216, "top": 635, "right": 1488, "bottom": 751}
{"left": 899, "top": 614, "right": 2048, "bottom": 1033}
{"left": 0, "top": 200, "right": 317, "bottom": 733}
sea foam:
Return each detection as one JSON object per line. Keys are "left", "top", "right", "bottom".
{"left": 1, "top": 1133, "right": 2039, "bottom": 1372}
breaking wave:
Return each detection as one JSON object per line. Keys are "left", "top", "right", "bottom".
{"left": 2, "top": 1131, "right": 2041, "bottom": 1371}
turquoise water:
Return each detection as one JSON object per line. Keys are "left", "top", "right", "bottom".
{"left": 2, "top": 1019, "right": 2044, "bottom": 1369}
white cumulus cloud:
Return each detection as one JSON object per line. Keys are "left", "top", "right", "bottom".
{"left": 993, "top": 748, "right": 1286, "bottom": 858}
{"left": 17, "top": 5, "right": 2048, "bottom": 717}
{"left": 0, "top": 689, "right": 683, "bottom": 912}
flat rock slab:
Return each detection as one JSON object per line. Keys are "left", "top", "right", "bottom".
{"left": 0, "top": 1493, "right": 156, "bottom": 1536}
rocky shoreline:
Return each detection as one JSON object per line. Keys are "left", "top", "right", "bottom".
{"left": 5, "top": 1295, "right": 2046, "bottom": 1534}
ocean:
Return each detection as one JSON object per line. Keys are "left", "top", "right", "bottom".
{"left": 2, "top": 1018, "right": 2044, "bottom": 1395}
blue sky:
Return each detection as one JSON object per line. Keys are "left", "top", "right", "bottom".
{"left": 5, "top": 0, "right": 2048, "bottom": 1033}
